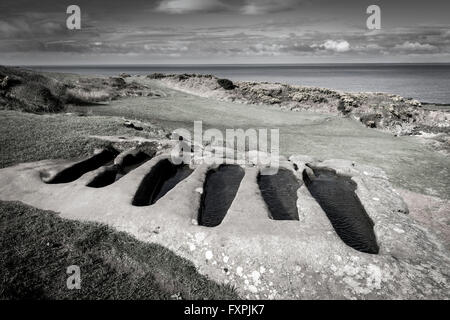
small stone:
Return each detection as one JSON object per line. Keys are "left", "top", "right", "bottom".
{"left": 248, "top": 285, "right": 258, "bottom": 293}
{"left": 393, "top": 227, "right": 405, "bottom": 234}
{"left": 251, "top": 271, "right": 261, "bottom": 282}
{"left": 195, "top": 232, "right": 206, "bottom": 242}
{"left": 195, "top": 187, "right": 203, "bottom": 194}
{"left": 170, "top": 293, "right": 182, "bottom": 300}
{"left": 205, "top": 250, "right": 213, "bottom": 260}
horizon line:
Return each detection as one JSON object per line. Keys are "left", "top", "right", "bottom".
{"left": 15, "top": 62, "right": 450, "bottom": 67}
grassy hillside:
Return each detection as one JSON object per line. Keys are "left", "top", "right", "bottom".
{"left": 0, "top": 66, "right": 66, "bottom": 112}
{"left": 0, "top": 201, "right": 239, "bottom": 299}
{"left": 0, "top": 66, "right": 144, "bottom": 113}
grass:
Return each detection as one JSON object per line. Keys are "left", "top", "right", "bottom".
{"left": 0, "top": 110, "right": 166, "bottom": 168}
{"left": 0, "top": 66, "right": 66, "bottom": 113}
{"left": 0, "top": 201, "right": 239, "bottom": 299}
{"left": 0, "top": 66, "right": 125, "bottom": 113}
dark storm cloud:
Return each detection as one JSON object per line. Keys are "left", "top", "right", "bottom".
{"left": 0, "top": 17, "right": 68, "bottom": 39}
{"left": 0, "top": 0, "right": 303, "bottom": 19}
{"left": 0, "top": 0, "right": 163, "bottom": 16}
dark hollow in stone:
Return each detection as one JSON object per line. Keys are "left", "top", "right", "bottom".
{"left": 257, "top": 168, "right": 300, "bottom": 220}
{"left": 87, "top": 152, "right": 151, "bottom": 188}
{"left": 302, "top": 167, "right": 379, "bottom": 254}
{"left": 87, "top": 165, "right": 119, "bottom": 188}
{"left": 132, "top": 159, "right": 193, "bottom": 206}
{"left": 43, "top": 148, "right": 119, "bottom": 184}
{"left": 198, "top": 165, "right": 245, "bottom": 227}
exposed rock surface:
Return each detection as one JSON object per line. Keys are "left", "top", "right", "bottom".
{"left": 0, "top": 146, "right": 447, "bottom": 299}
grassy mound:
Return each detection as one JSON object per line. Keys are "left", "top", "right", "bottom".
{"left": 0, "top": 66, "right": 65, "bottom": 113}
{"left": 8, "top": 82, "right": 64, "bottom": 112}
{"left": 0, "top": 66, "right": 141, "bottom": 113}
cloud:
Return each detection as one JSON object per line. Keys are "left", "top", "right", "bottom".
{"left": 280, "top": 42, "right": 315, "bottom": 53}
{"left": 319, "top": 40, "right": 350, "bottom": 52}
{"left": 156, "top": 0, "right": 304, "bottom": 14}
{"left": 0, "top": 17, "right": 67, "bottom": 39}
{"left": 241, "top": 0, "right": 302, "bottom": 15}
{"left": 1, "top": 2, "right": 449, "bottom": 63}
{"left": 394, "top": 41, "right": 437, "bottom": 52}
{"left": 0, "top": 19, "right": 32, "bottom": 38}
{"left": 156, "top": 0, "right": 227, "bottom": 14}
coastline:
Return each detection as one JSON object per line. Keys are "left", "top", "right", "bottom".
{"left": 154, "top": 73, "right": 449, "bottom": 150}
{"left": 24, "top": 63, "right": 450, "bottom": 105}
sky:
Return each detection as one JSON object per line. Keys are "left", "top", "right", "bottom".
{"left": 0, "top": 0, "right": 449, "bottom": 65}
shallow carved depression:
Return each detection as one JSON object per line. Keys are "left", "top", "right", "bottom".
{"left": 303, "top": 167, "right": 379, "bottom": 254}
{"left": 87, "top": 152, "right": 151, "bottom": 188}
{"left": 198, "top": 165, "right": 245, "bottom": 227}
{"left": 132, "top": 159, "right": 193, "bottom": 206}
{"left": 257, "top": 168, "right": 299, "bottom": 220}
{"left": 42, "top": 148, "right": 119, "bottom": 184}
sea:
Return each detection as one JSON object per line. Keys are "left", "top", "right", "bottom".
{"left": 27, "top": 64, "right": 450, "bottom": 105}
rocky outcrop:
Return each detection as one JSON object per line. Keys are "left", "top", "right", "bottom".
{"left": 0, "top": 146, "right": 448, "bottom": 299}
